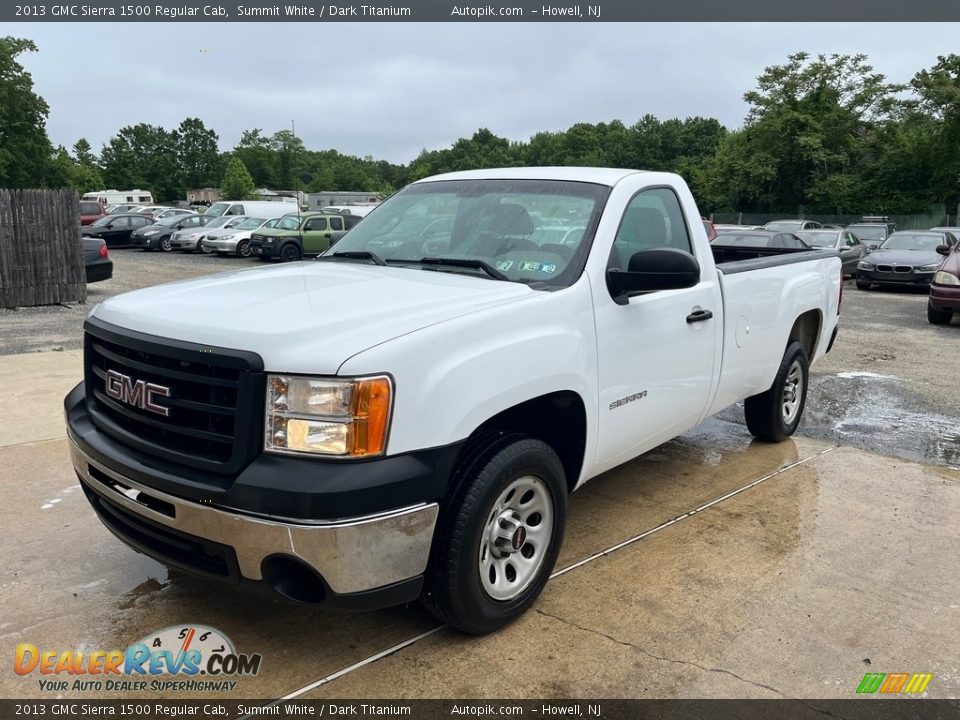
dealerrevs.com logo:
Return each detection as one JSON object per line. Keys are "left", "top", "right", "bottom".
{"left": 14, "top": 625, "right": 262, "bottom": 693}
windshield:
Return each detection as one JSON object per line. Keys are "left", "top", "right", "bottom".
{"left": 156, "top": 214, "right": 186, "bottom": 226}
{"left": 323, "top": 179, "right": 608, "bottom": 286}
{"left": 763, "top": 221, "right": 802, "bottom": 231}
{"left": 90, "top": 215, "right": 113, "bottom": 227}
{"left": 796, "top": 231, "right": 838, "bottom": 248}
{"left": 204, "top": 216, "right": 233, "bottom": 229}
{"left": 224, "top": 215, "right": 249, "bottom": 227}
{"left": 276, "top": 214, "right": 303, "bottom": 230}
{"left": 203, "top": 202, "right": 230, "bottom": 218}
{"left": 849, "top": 225, "right": 886, "bottom": 241}
{"left": 237, "top": 217, "right": 266, "bottom": 229}
{"left": 879, "top": 233, "right": 944, "bottom": 251}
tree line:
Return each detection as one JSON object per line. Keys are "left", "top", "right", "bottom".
{"left": 3, "top": 35, "right": 960, "bottom": 214}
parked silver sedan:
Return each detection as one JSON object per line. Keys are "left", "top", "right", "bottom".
{"left": 796, "top": 229, "right": 867, "bottom": 277}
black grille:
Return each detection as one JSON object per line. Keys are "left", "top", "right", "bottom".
{"left": 84, "top": 317, "right": 264, "bottom": 475}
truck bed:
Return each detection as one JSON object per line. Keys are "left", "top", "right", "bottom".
{"left": 710, "top": 245, "right": 839, "bottom": 274}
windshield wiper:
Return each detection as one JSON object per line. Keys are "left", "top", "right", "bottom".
{"left": 322, "top": 251, "right": 387, "bottom": 266}
{"left": 418, "top": 257, "right": 508, "bottom": 281}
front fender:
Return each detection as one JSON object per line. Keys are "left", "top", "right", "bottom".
{"left": 338, "top": 278, "right": 599, "bottom": 471}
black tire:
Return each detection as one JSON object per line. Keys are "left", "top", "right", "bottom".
{"left": 856, "top": 277, "right": 871, "bottom": 290}
{"left": 159, "top": 237, "right": 172, "bottom": 252}
{"left": 744, "top": 340, "right": 809, "bottom": 442}
{"left": 280, "top": 243, "right": 301, "bottom": 262}
{"left": 236, "top": 239, "right": 251, "bottom": 258}
{"left": 422, "top": 436, "right": 567, "bottom": 635}
{"left": 928, "top": 302, "right": 953, "bottom": 325}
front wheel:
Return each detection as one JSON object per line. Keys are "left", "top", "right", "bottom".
{"left": 928, "top": 302, "right": 953, "bottom": 325}
{"left": 423, "top": 437, "right": 567, "bottom": 635}
{"left": 236, "top": 239, "right": 251, "bottom": 258}
{"left": 856, "top": 277, "right": 871, "bottom": 290}
{"left": 159, "top": 237, "right": 172, "bottom": 252}
{"left": 744, "top": 341, "right": 809, "bottom": 442}
{"left": 279, "top": 243, "right": 301, "bottom": 262}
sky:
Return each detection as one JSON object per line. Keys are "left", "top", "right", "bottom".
{"left": 15, "top": 22, "right": 960, "bottom": 165}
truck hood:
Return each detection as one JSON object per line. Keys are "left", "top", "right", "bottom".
{"left": 91, "top": 261, "right": 535, "bottom": 373}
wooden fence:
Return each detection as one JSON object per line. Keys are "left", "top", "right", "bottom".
{"left": 0, "top": 189, "right": 86, "bottom": 308}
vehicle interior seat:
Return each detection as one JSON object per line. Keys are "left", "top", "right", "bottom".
{"left": 453, "top": 203, "right": 536, "bottom": 256}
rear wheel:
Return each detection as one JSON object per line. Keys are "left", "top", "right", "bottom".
{"left": 422, "top": 437, "right": 567, "bottom": 635}
{"left": 280, "top": 243, "right": 301, "bottom": 262}
{"left": 744, "top": 341, "right": 809, "bottom": 442}
{"left": 236, "top": 239, "right": 251, "bottom": 258}
{"left": 856, "top": 277, "right": 871, "bottom": 290}
{"left": 928, "top": 302, "right": 953, "bottom": 325}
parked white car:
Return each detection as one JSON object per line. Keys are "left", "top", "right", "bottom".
{"left": 170, "top": 215, "right": 249, "bottom": 252}
{"left": 201, "top": 217, "right": 280, "bottom": 257}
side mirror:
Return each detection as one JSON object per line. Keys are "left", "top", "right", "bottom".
{"left": 606, "top": 248, "right": 700, "bottom": 306}
{"left": 937, "top": 244, "right": 951, "bottom": 256}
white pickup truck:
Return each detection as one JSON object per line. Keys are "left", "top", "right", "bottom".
{"left": 66, "top": 168, "right": 841, "bottom": 635}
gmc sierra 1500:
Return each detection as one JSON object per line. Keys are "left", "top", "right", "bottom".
{"left": 66, "top": 168, "right": 841, "bottom": 634}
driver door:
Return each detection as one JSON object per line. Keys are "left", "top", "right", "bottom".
{"left": 592, "top": 187, "right": 722, "bottom": 469}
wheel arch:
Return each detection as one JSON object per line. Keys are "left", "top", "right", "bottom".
{"left": 787, "top": 309, "right": 822, "bottom": 359}
{"left": 453, "top": 390, "right": 587, "bottom": 494}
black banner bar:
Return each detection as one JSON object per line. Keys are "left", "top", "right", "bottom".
{"left": 3, "top": 0, "right": 959, "bottom": 22}
{"left": 1, "top": 700, "right": 958, "bottom": 720}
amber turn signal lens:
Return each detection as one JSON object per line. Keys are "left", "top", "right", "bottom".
{"left": 349, "top": 376, "right": 392, "bottom": 456}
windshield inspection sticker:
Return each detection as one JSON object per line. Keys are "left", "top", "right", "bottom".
{"left": 495, "top": 260, "right": 514, "bottom": 271}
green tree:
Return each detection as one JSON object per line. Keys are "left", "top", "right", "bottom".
{"left": 176, "top": 117, "right": 221, "bottom": 190}
{"left": 911, "top": 55, "right": 960, "bottom": 208}
{"left": 232, "top": 129, "right": 275, "bottom": 187}
{"left": 270, "top": 130, "right": 306, "bottom": 189}
{"left": 100, "top": 123, "right": 181, "bottom": 201}
{"left": 220, "top": 156, "right": 256, "bottom": 200}
{"left": 0, "top": 37, "right": 54, "bottom": 188}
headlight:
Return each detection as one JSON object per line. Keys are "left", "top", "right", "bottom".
{"left": 917, "top": 263, "right": 940, "bottom": 272}
{"left": 219, "top": 234, "right": 235, "bottom": 241}
{"left": 265, "top": 375, "right": 392, "bottom": 457}
{"left": 264, "top": 238, "right": 274, "bottom": 244}
{"left": 144, "top": 230, "right": 158, "bottom": 236}
{"left": 934, "top": 271, "right": 960, "bottom": 286}
{"left": 858, "top": 261, "right": 875, "bottom": 270}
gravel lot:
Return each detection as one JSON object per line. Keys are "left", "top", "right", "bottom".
{"left": 0, "top": 249, "right": 251, "bottom": 354}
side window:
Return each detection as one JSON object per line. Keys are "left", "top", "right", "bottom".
{"left": 329, "top": 216, "right": 344, "bottom": 231}
{"left": 139, "top": 196, "right": 150, "bottom": 203}
{"left": 610, "top": 187, "right": 692, "bottom": 269}
{"left": 305, "top": 218, "right": 327, "bottom": 231}
{"left": 112, "top": 216, "right": 130, "bottom": 228}
{"left": 227, "top": 204, "right": 243, "bottom": 216}
{"left": 846, "top": 233, "right": 858, "bottom": 247}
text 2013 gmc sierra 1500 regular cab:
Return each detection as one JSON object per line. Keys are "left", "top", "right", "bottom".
{"left": 66, "top": 168, "right": 842, "bottom": 635}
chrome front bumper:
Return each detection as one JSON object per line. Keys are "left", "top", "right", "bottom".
{"left": 70, "top": 438, "right": 439, "bottom": 595}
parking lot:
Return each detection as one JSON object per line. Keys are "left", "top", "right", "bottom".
{"left": 1, "top": 249, "right": 958, "bottom": 701}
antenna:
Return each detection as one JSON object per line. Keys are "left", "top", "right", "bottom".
{"left": 292, "top": 119, "right": 302, "bottom": 227}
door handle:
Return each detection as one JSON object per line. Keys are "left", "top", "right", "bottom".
{"left": 686, "top": 309, "right": 713, "bottom": 324}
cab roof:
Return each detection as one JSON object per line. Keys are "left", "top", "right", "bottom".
{"left": 414, "top": 167, "right": 648, "bottom": 187}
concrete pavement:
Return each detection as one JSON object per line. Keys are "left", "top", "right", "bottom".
{"left": 1, "top": 351, "right": 957, "bottom": 701}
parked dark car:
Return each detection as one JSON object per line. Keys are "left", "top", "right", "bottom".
{"left": 82, "top": 237, "right": 112, "bottom": 283}
{"left": 762, "top": 219, "right": 822, "bottom": 232}
{"left": 129, "top": 213, "right": 212, "bottom": 252}
{"left": 847, "top": 221, "right": 897, "bottom": 251}
{"left": 80, "top": 213, "right": 155, "bottom": 248}
{"left": 79, "top": 200, "right": 106, "bottom": 226}
{"left": 856, "top": 231, "right": 957, "bottom": 290}
{"left": 712, "top": 230, "right": 812, "bottom": 249}
{"left": 796, "top": 229, "right": 866, "bottom": 277}
{"left": 928, "top": 240, "right": 960, "bottom": 325}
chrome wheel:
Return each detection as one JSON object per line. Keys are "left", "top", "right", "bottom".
{"left": 782, "top": 359, "right": 804, "bottom": 426}
{"left": 160, "top": 237, "right": 172, "bottom": 252}
{"left": 478, "top": 475, "right": 553, "bottom": 602}
{"left": 237, "top": 240, "right": 251, "bottom": 258}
